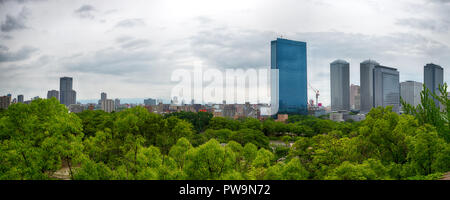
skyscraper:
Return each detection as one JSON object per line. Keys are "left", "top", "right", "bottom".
{"left": 144, "top": 98, "right": 157, "bottom": 106}
{"left": 424, "top": 63, "right": 444, "bottom": 107}
{"left": 400, "top": 81, "right": 422, "bottom": 108}
{"left": 47, "top": 90, "right": 59, "bottom": 100}
{"left": 350, "top": 84, "right": 360, "bottom": 110}
{"left": 114, "top": 98, "right": 120, "bottom": 109}
{"left": 17, "top": 95, "right": 24, "bottom": 103}
{"left": 330, "top": 59, "right": 350, "bottom": 111}
{"left": 360, "top": 60, "right": 379, "bottom": 113}
{"left": 99, "top": 92, "right": 107, "bottom": 105}
{"left": 60, "top": 77, "right": 76, "bottom": 106}
{"left": 373, "top": 65, "right": 400, "bottom": 112}
{"left": 101, "top": 99, "right": 115, "bottom": 113}
{"left": 0, "top": 95, "right": 11, "bottom": 109}
{"left": 271, "top": 38, "right": 307, "bottom": 114}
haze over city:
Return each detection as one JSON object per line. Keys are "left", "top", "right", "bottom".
{"left": 1, "top": 0, "right": 449, "bottom": 106}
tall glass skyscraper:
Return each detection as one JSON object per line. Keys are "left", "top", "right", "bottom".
{"left": 360, "top": 60, "right": 379, "bottom": 113}
{"left": 271, "top": 38, "right": 307, "bottom": 114}
{"left": 373, "top": 65, "right": 400, "bottom": 113}
{"left": 424, "top": 63, "right": 444, "bottom": 107}
{"left": 60, "top": 77, "right": 76, "bottom": 106}
{"left": 330, "top": 59, "right": 350, "bottom": 111}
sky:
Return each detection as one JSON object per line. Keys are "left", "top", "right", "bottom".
{"left": 0, "top": 0, "right": 449, "bottom": 106}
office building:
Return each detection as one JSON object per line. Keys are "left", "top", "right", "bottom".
{"left": 114, "top": 98, "right": 120, "bottom": 109}
{"left": 400, "top": 81, "right": 422, "bottom": 107}
{"left": 60, "top": 77, "right": 76, "bottom": 106}
{"left": 17, "top": 95, "right": 24, "bottom": 103}
{"left": 271, "top": 38, "right": 308, "bottom": 114}
{"left": 68, "top": 104, "right": 84, "bottom": 113}
{"left": 350, "top": 84, "right": 360, "bottom": 110}
{"left": 424, "top": 63, "right": 444, "bottom": 107}
{"left": 144, "top": 98, "right": 157, "bottom": 106}
{"left": 101, "top": 99, "right": 115, "bottom": 113}
{"left": 0, "top": 95, "right": 11, "bottom": 109}
{"left": 47, "top": 90, "right": 59, "bottom": 100}
{"left": 360, "top": 60, "right": 379, "bottom": 113}
{"left": 373, "top": 65, "right": 400, "bottom": 113}
{"left": 330, "top": 59, "right": 350, "bottom": 111}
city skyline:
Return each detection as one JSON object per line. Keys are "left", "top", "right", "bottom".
{"left": 1, "top": 0, "right": 449, "bottom": 106}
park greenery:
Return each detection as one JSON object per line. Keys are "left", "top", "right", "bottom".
{"left": 0, "top": 84, "right": 448, "bottom": 180}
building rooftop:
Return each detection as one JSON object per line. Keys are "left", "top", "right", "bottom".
{"left": 425, "top": 63, "right": 443, "bottom": 69}
{"left": 361, "top": 59, "right": 380, "bottom": 65}
{"left": 375, "top": 65, "right": 397, "bottom": 71}
{"left": 331, "top": 59, "right": 349, "bottom": 65}
{"left": 272, "top": 38, "right": 306, "bottom": 46}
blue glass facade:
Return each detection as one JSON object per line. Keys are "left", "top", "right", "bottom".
{"left": 271, "top": 38, "right": 308, "bottom": 114}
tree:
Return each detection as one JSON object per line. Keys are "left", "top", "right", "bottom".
{"left": 402, "top": 83, "right": 449, "bottom": 142}
{"left": 184, "top": 139, "right": 235, "bottom": 180}
{"left": 280, "top": 158, "right": 309, "bottom": 180}
{"left": 0, "top": 98, "right": 84, "bottom": 180}
{"left": 168, "top": 137, "right": 192, "bottom": 170}
{"left": 229, "top": 128, "right": 269, "bottom": 149}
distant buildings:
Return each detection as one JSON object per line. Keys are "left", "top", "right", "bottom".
{"left": 60, "top": 77, "right": 76, "bottom": 106}
{"left": 144, "top": 98, "right": 157, "bottom": 106}
{"left": 47, "top": 90, "right": 59, "bottom": 100}
{"left": 17, "top": 95, "right": 24, "bottom": 103}
{"left": 360, "top": 60, "right": 379, "bottom": 113}
{"left": 400, "top": 81, "right": 422, "bottom": 108}
{"left": 101, "top": 99, "right": 115, "bottom": 113}
{"left": 373, "top": 65, "right": 400, "bottom": 113}
{"left": 0, "top": 95, "right": 11, "bottom": 109}
{"left": 68, "top": 104, "right": 84, "bottom": 113}
{"left": 271, "top": 38, "right": 308, "bottom": 115}
{"left": 360, "top": 60, "right": 400, "bottom": 113}
{"left": 350, "top": 84, "right": 360, "bottom": 110}
{"left": 424, "top": 63, "right": 444, "bottom": 107}
{"left": 114, "top": 98, "right": 120, "bottom": 109}
{"left": 330, "top": 59, "right": 350, "bottom": 111}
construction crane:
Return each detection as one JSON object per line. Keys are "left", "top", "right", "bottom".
{"left": 308, "top": 83, "right": 320, "bottom": 107}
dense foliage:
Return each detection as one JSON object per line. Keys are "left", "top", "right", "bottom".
{"left": 0, "top": 84, "right": 448, "bottom": 180}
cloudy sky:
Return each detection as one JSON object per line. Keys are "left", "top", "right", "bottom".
{"left": 0, "top": 0, "right": 449, "bottom": 106}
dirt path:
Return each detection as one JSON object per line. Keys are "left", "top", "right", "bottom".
{"left": 440, "top": 172, "right": 450, "bottom": 180}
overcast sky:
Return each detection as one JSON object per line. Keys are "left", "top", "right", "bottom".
{"left": 0, "top": 0, "right": 449, "bottom": 106}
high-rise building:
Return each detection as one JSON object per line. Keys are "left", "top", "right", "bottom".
{"left": 330, "top": 59, "right": 350, "bottom": 111}
{"left": 17, "top": 95, "right": 24, "bottom": 103}
{"left": 99, "top": 92, "right": 107, "bottom": 105}
{"left": 271, "top": 38, "right": 307, "bottom": 114}
{"left": 350, "top": 84, "right": 360, "bottom": 110}
{"left": 373, "top": 65, "right": 400, "bottom": 113}
{"left": 360, "top": 60, "right": 379, "bottom": 113}
{"left": 114, "top": 98, "right": 120, "bottom": 109}
{"left": 47, "top": 90, "right": 59, "bottom": 100}
{"left": 101, "top": 99, "right": 115, "bottom": 113}
{"left": 400, "top": 81, "right": 422, "bottom": 108}
{"left": 0, "top": 95, "right": 11, "bottom": 109}
{"left": 424, "top": 63, "right": 444, "bottom": 107}
{"left": 144, "top": 98, "right": 157, "bottom": 106}
{"left": 60, "top": 77, "right": 76, "bottom": 106}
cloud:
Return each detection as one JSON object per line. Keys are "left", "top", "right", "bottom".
{"left": 0, "top": 34, "right": 13, "bottom": 40}
{"left": 0, "top": 45, "right": 38, "bottom": 62}
{"left": 430, "top": 0, "right": 450, "bottom": 3}
{"left": 396, "top": 18, "right": 450, "bottom": 33}
{"left": 74, "top": 4, "right": 96, "bottom": 19}
{"left": 62, "top": 47, "right": 161, "bottom": 75}
{"left": 1, "top": 7, "right": 29, "bottom": 32}
{"left": 115, "top": 18, "right": 146, "bottom": 28}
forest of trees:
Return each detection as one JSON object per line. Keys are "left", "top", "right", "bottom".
{"left": 0, "top": 84, "right": 448, "bottom": 180}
